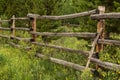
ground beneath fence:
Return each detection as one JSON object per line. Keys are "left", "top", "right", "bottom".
{"left": 0, "top": 44, "right": 83, "bottom": 80}
{"left": 0, "top": 44, "right": 120, "bottom": 80}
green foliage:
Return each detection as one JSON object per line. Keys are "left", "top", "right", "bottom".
{"left": 114, "top": 1, "right": 120, "bottom": 11}
{"left": 81, "top": 69, "right": 93, "bottom": 80}
{"left": 0, "top": 54, "right": 6, "bottom": 67}
{"left": 0, "top": 0, "right": 120, "bottom": 80}
{"left": 0, "top": 31, "right": 120, "bottom": 80}
{"left": 0, "top": 45, "right": 83, "bottom": 80}
{"left": 0, "top": 15, "right": 9, "bottom": 27}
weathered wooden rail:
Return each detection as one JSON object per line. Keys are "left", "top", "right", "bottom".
{"left": 0, "top": 6, "right": 120, "bottom": 73}
{"left": 27, "top": 9, "right": 97, "bottom": 20}
{"left": 91, "top": 13, "right": 120, "bottom": 19}
{"left": 30, "top": 32, "right": 96, "bottom": 38}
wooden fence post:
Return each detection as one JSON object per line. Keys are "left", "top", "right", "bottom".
{"left": 0, "top": 18, "right": 1, "bottom": 33}
{"left": 11, "top": 15, "right": 16, "bottom": 37}
{"left": 0, "top": 18, "right": 1, "bottom": 27}
{"left": 30, "top": 17, "right": 36, "bottom": 42}
{"left": 95, "top": 6, "right": 105, "bottom": 69}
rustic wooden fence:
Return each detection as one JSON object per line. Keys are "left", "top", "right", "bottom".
{"left": 0, "top": 6, "right": 120, "bottom": 73}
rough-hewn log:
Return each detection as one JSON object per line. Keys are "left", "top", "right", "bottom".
{"left": 98, "top": 39, "right": 120, "bottom": 46}
{"left": 91, "top": 13, "right": 120, "bottom": 19}
{"left": 0, "top": 27, "right": 30, "bottom": 31}
{"left": 9, "top": 42, "right": 21, "bottom": 48}
{"left": 0, "top": 34, "right": 10, "bottom": 39}
{"left": 35, "top": 53, "right": 95, "bottom": 72}
{"left": 30, "top": 32, "right": 96, "bottom": 38}
{"left": 90, "top": 58, "right": 120, "bottom": 71}
{"left": 11, "top": 15, "right": 15, "bottom": 37}
{"left": 11, "top": 36, "right": 30, "bottom": 41}
{"left": 31, "top": 42, "right": 90, "bottom": 56}
{"left": 35, "top": 53, "right": 120, "bottom": 71}
{"left": 15, "top": 27, "right": 30, "bottom": 31}
{"left": 11, "top": 17, "right": 29, "bottom": 20}
{"left": 27, "top": 9, "right": 97, "bottom": 20}
{"left": 9, "top": 42, "right": 32, "bottom": 50}
{"left": 86, "top": 28, "right": 103, "bottom": 68}
{"left": 0, "top": 27, "right": 11, "bottom": 30}
{"left": 95, "top": 6, "right": 105, "bottom": 69}
{"left": 30, "top": 18, "right": 36, "bottom": 42}
{"left": 0, "top": 20, "right": 10, "bottom": 22}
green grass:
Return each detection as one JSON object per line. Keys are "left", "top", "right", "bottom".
{"left": 0, "top": 44, "right": 83, "bottom": 80}
{"left": 0, "top": 36, "right": 120, "bottom": 80}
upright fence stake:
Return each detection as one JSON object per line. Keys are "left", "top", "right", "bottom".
{"left": 95, "top": 6, "right": 105, "bottom": 69}
{"left": 0, "top": 18, "right": 1, "bottom": 33}
{"left": 0, "top": 18, "right": 1, "bottom": 27}
{"left": 30, "top": 17, "right": 36, "bottom": 42}
{"left": 11, "top": 15, "right": 16, "bottom": 37}
{"left": 85, "top": 6, "right": 105, "bottom": 69}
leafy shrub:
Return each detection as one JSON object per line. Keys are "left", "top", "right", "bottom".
{"left": 81, "top": 68, "right": 93, "bottom": 80}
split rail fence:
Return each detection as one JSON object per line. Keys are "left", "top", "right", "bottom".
{"left": 0, "top": 6, "right": 120, "bottom": 73}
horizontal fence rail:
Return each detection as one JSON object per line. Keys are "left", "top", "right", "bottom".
{"left": 27, "top": 9, "right": 97, "bottom": 20}
{"left": 90, "top": 58, "right": 120, "bottom": 71}
{"left": 9, "top": 42, "right": 32, "bottom": 50}
{"left": 98, "top": 39, "right": 120, "bottom": 46}
{"left": 30, "top": 32, "right": 96, "bottom": 38}
{"left": 11, "top": 36, "right": 30, "bottom": 41}
{"left": 0, "top": 34, "right": 10, "bottom": 39}
{"left": 14, "top": 27, "right": 30, "bottom": 31}
{"left": 0, "top": 20, "right": 10, "bottom": 22}
{"left": 91, "top": 13, "right": 120, "bottom": 19}
{"left": 35, "top": 53, "right": 95, "bottom": 72}
{"left": 11, "top": 17, "right": 29, "bottom": 20}
{"left": 31, "top": 42, "right": 90, "bottom": 56}
{"left": 9, "top": 42, "right": 21, "bottom": 48}
{"left": 0, "top": 27, "right": 30, "bottom": 31}
{"left": 0, "top": 27, "right": 11, "bottom": 30}
{"left": 35, "top": 53, "right": 120, "bottom": 71}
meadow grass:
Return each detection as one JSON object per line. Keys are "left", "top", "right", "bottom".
{"left": 0, "top": 43, "right": 82, "bottom": 80}
{"left": 0, "top": 36, "right": 120, "bottom": 80}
